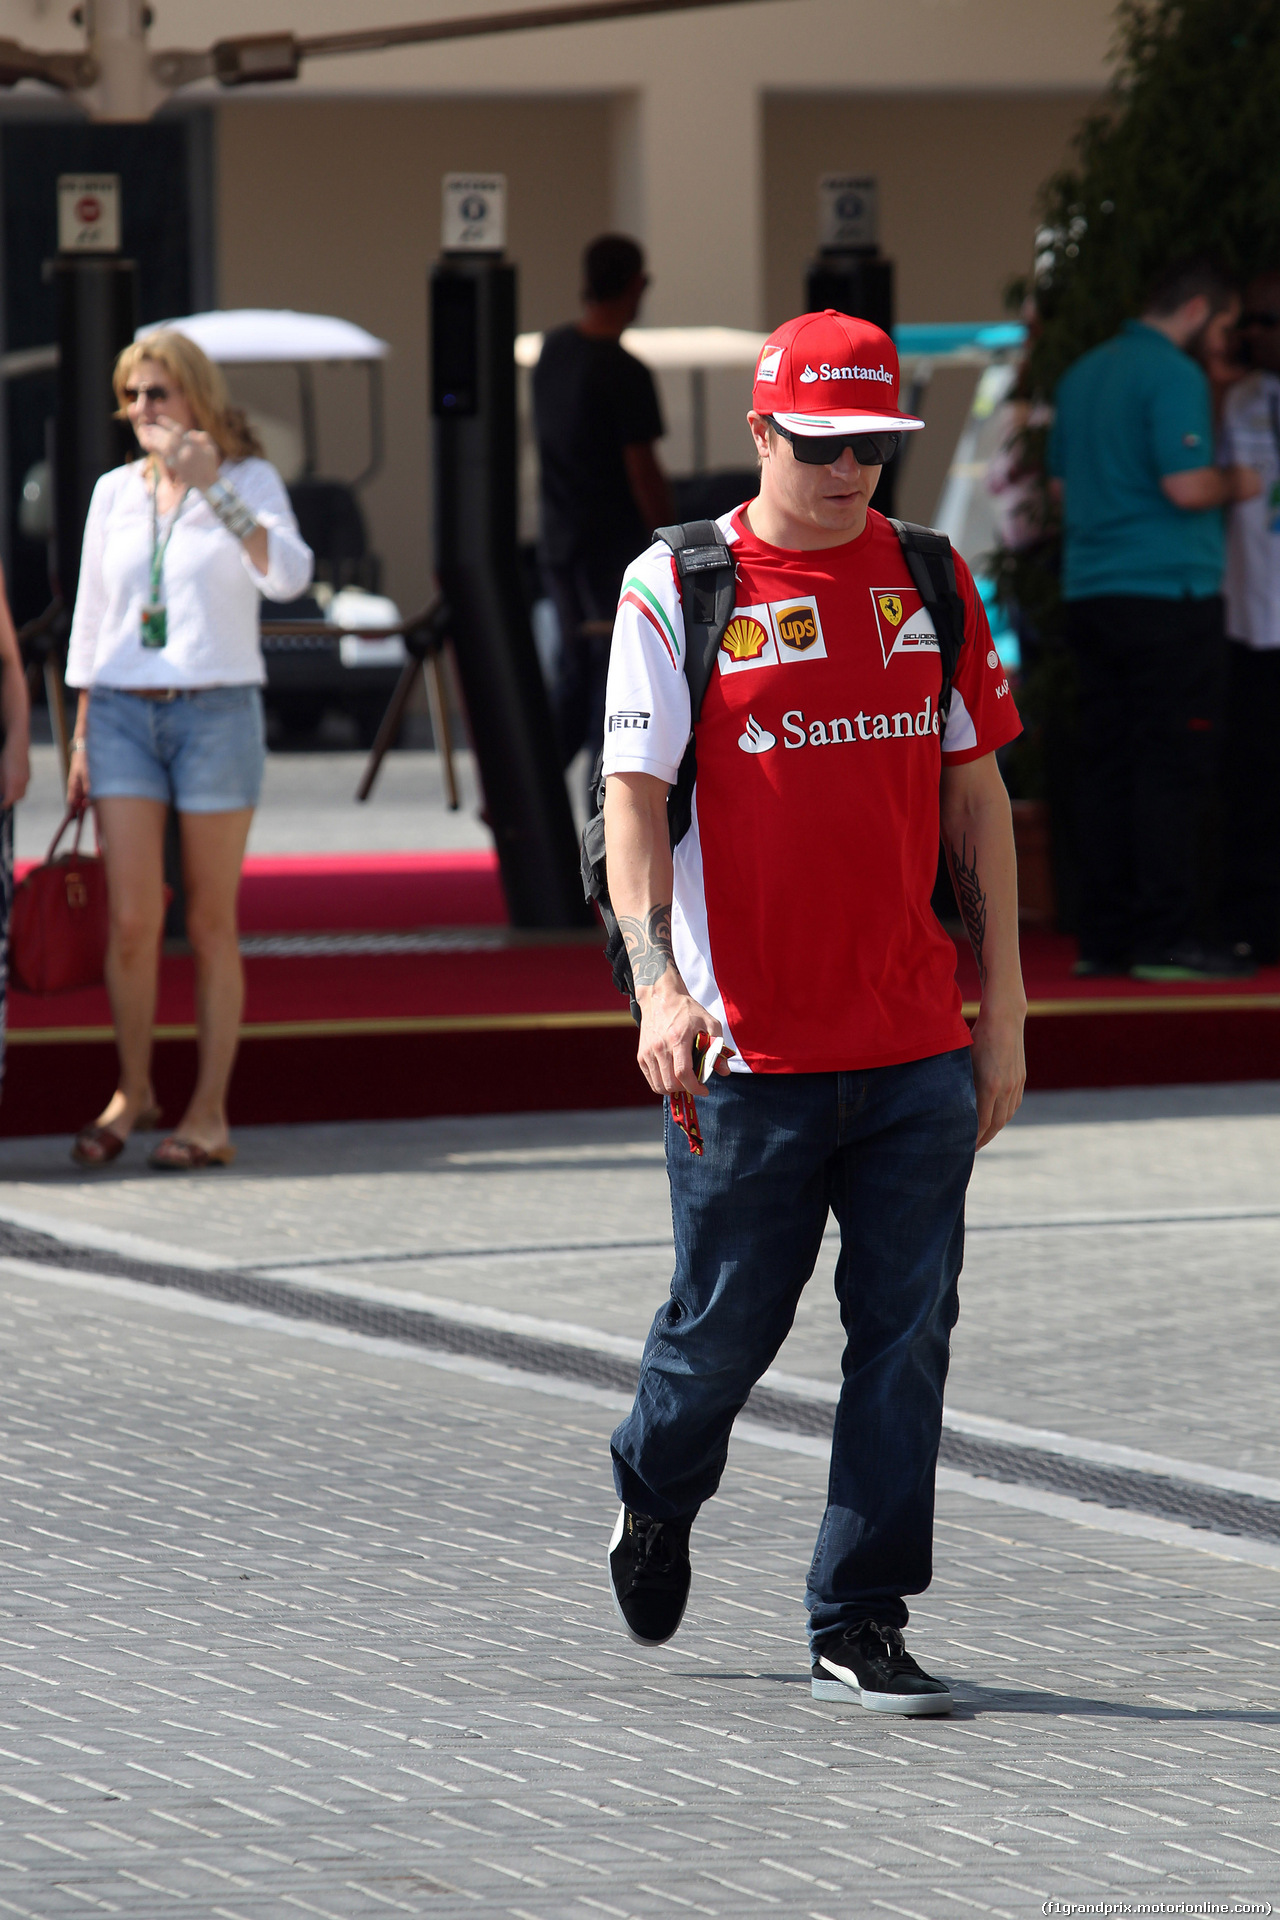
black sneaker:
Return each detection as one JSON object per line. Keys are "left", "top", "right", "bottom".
{"left": 811, "top": 1621, "right": 953, "bottom": 1715}
{"left": 1130, "top": 941, "right": 1257, "bottom": 982}
{"left": 1230, "top": 939, "right": 1280, "bottom": 969}
{"left": 607, "top": 1505, "right": 692, "bottom": 1647}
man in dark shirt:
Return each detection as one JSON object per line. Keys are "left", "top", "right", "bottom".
{"left": 534, "top": 234, "right": 672, "bottom": 791}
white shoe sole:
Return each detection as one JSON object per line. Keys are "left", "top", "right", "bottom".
{"left": 607, "top": 1504, "right": 689, "bottom": 1648}
{"left": 811, "top": 1673, "right": 953, "bottom": 1716}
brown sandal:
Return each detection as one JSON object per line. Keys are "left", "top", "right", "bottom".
{"left": 148, "top": 1136, "right": 237, "bottom": 1171}
{"left": 71, "top": 1104, "right": 163, "bottom": 1168}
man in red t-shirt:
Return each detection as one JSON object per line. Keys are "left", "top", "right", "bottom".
{"left": 601, "top": 310, "right": 1026, "bottom": 1714}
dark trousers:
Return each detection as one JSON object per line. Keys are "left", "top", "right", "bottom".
{"left": 609, "top": 1050, "right": 978, "bottom": 1647}
{"left": 1221, "top": 639, "right": 1280, "bottom": 960}
{"left": 1067, "top": 593, "right": 1224, "bottom": 963}
{"left": 541, "top": 556, "right": 626, "bottom": 788}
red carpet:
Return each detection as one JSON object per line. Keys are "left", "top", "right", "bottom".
{"left": 5, "top": 849, "right": 1279, "bottom": 1136}
{"left": 237, "top": 851, "right": 507, "bottom": 932}
{"left": 16, "top": 849, "right": 509, "bottom": 933}
{"left": 952, "top": 929, "right": 1280, "bottom": 1093}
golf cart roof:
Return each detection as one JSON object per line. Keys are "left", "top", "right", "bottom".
{"left": 140, "top": 309, "right": 390, "bottom": 364}
{"left": 515, "top": 325, "right": 766, "bottom": 370}
{"left": 515, "top": 321, "right": 1026, "bottom": 373}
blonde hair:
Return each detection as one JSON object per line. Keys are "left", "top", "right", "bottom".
{"left": 114, "top": 330, "right": 263, "bottom": 461}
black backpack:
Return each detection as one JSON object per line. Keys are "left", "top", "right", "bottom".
{"left": 579, "top": 515, "right": 968, "bottom": 1022}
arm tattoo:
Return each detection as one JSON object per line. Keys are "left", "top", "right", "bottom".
{"left": 619, "top": 902, "right": 675, "bottom": 988}
{"left": 948, "top": 833, "right": 988, "bottom": 984}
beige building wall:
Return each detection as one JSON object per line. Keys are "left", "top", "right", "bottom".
{"left": 3, "top": 1, "right": 1116, "bottom": 603}
{"left": 217, "top": 84, "right": 1100, "bottom": 603}
{"left": 216, "top": 95, "right": 614, "bottom": 613}
{"left": 763, "top": 92, "right": 1098, "bottom": 328}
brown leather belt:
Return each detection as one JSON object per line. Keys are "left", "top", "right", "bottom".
{"left": 126, "top": 687, "right": 230, "bottom": 702}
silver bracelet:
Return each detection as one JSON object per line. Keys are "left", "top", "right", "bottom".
{"left": 202, "top": 477, "right": 261, "bottom": 542}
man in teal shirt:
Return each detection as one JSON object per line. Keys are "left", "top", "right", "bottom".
{"left": 1050, "top": 258, "right": 1260, "bottom": 978}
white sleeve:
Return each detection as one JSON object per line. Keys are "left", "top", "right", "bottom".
{"left": 231, "top": 460, "right": 314, "bottom": 603}
{"left": 65, "top": 470, "right": 116, "bottom": 689}
{"left": 601, "top": 542, "right": 691, "bottom": 786}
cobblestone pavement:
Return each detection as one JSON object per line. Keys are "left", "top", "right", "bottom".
{"left": 1, "top": 1084, "right": 1279, "bottom": 1475}
{"left": 1, "top": 1087, "right": 1280, "bottom": 1915}
{"left": 2, "top": 1264, "right": 1280, "bottom": 1920}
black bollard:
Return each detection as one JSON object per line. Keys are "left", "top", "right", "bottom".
{"left": 806, "top": 251, "right": 898, "bottom": 518}
{"left": 430, "top": 252, "right": 591, "bottom": 930}
{"left": 50, "top": 254, "right": 137, "bottom": 609}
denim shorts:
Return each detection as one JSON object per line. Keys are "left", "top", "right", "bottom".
{"left": 87, "top": 686, "right": 266, "bottom": 812}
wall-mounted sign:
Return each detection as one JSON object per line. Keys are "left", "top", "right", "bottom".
{"left": 58, "top": 173, "right": 121, "bottom": 253}
{"left": 819, "top": 174, "right": 878, "bottom": 251}
{"left": 442, "top": 174, "right": 506, "bottom": 253}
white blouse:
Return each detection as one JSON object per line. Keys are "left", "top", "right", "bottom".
{"left": 66, "top": 457, "right": 314, "bottom": 690}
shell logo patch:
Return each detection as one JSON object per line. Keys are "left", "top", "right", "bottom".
{"left": 722, "top": 615, "right": 770, "bottom": 662}
{"left": 717, "top": 605, "right": 779, "bottom": 676}
{"left": 870, "top": 586, "right": 939, "bottom": 666}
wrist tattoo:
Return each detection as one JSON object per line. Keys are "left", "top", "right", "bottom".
{"left": 948, "top": 833, "right": 988, "bottom": 983}
{"left": 619, "top": 902, "right": 674, "bottom": 988}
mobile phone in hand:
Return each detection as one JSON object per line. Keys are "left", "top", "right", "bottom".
{"left": 692, "top": 1032, "right": 726, "bottom": 1085}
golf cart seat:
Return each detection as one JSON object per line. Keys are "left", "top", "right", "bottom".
{"left": 286, "top": 478, "right": 378, "bottom": 593}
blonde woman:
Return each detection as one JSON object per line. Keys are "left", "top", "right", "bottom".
{"left": 66, "top": 329, "right": 313, "bottom": 1169}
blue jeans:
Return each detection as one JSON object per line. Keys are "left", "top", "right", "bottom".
{"left": 610, "top": 1049, "right": 977, "bottom": 1647}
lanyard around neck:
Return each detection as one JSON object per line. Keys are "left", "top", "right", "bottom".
{"left": 149, "top": 458, "right": 189, "bottom": 607}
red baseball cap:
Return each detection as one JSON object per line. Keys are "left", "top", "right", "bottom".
{"left": 752, "top": 309, "right": 924, "bottom": 437}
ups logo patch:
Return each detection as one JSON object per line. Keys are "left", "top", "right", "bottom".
{"left": 768, "top": 595, "right": 826, "bottom": 663}
{"left": 775, "top": 604, "right": 820, "bottom": 651}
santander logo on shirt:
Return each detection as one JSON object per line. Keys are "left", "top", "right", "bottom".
{"left": 738, "top": 715, "right": 776, "bottom": 753}
{"left": 736, "top": 699, "right": 941, "bottom": 751}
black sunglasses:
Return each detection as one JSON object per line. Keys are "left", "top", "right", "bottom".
{"left": 124, "top": 383, "right": 171, "bottom": 403}
{"left": 768, "top": 418, "right": 901, "bottom": 467}
{"left": 1238, "top": 311, "right": 1280, "bottom": 330}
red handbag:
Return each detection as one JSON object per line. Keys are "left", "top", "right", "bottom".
{"left": 10, "top": 807, "right": 110, "bottom": 994}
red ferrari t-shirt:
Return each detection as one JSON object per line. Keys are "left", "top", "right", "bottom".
{"left": 601, "top": 505, "right": 1022, "bottom": 1073}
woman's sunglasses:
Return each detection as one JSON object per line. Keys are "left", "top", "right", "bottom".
{"left": 123, "top": 383, "right": 171, "bottom": 403}
{"left": 768, "top": 418, "right": 901, "bottom": 467}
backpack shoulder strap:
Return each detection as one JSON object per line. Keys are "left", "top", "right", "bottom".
{"left": 654, "top": 519, "right": 737, "bottom": 724}
{"left": 888, "top": 517, "right": 966, "bottom": 719}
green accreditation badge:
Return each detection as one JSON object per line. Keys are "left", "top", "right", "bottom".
{"left": 140, "top": 602, "right": 167, "bottom": 649}
{"left": 143, "top": 460, "right": 187, "bottom": 650}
